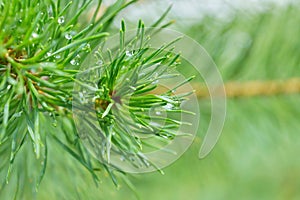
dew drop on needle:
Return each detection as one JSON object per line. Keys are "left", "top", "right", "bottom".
{"left": 65, "top": 33, "right": 72, "bottom": 40}
{"left": 126, "top": 50, "right": 133, "bottom": 57}
{"left": 57, "top": 16, "right": 65, "bottom": 24}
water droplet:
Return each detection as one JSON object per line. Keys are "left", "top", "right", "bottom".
{"left": 78, "top": 91, "right": 88, "bottom": 104}
{"left": 129, "top": 86, "right": 136, "bottom": 91}
{"left": 70, "top": 55, "right": 81, "bottom": 66}
{"left": 139, "top": 72, "right": 145, "bottom": 77}
{"left": 79, "top": 92, "right": 84, "bottom": 99}
{"left": 46, "top": 52, "right": 52, "bottom": 57}
{"left": 96, "top": 60, "right": 103, "bottom": 66}
{"left": 30, "top": 68, "right": 37, "bottom": 73}
{"left": 18, "top": 19, "right": 22, "bottom": 23}
{"left": 144, "top": 160, "right": 150, "bottom": 167}
{"left": 55, "top": 54, "right": 61, "bottom": 59}
{"left": 162, "top": 135, "right": 169, "bottom": 139}
{"left": 64, "top": 33, "right": 72, "bottom": 40}
{"left": 13, "top": 111, "right": 23, "bottom": 118}
{"left": 149, "top": 121, "right": 161, "bottom": 127}
{"left": 41, "top": 76, "right": 49, "bottom": 81}
{"left": 70, "top": 60, "right": 76, "bottom": 65}
{"left": 82, "top": 43, "right": 91, "bottom": 52}
{"left": 120, "top": 156, "right": 125, "bottom": 162}
{"left": 163, "top": 103, "right": 173, "bottom": 110}
{"left": 152, "top": 80, "right": 159, "bottom": 84}
{"left": 126, "top": 51, "right": 133, "bottom": 57}
{"left": 125, "top": 78, "right": 130, "bottom": 81}
{"left": 48, "top": 6, "right": 53, "bottom": 16}
{"left": 156, "top": 111, "right": 161, "bottom": 115}
{"left": 7, "top": 85, "right": 11, "bottom": 90}
{"left": 57, "top": 16, "right": 65, "bottom": 24}
{"left": 31, "top": 32, "right": 39, "bottom": 38}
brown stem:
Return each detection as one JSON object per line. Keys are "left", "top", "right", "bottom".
{"left": 156, "top": 78, "right": 300, "bottom": 98}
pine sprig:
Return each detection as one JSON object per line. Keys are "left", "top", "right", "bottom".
{"left": 0, "top": 0, "right": 191, "bottom": 193}
{"left": 73, "top": 20, "right": 195, "bottom": 171}
{"left": 0, "top": 0, "right": 140, "bottom": 189}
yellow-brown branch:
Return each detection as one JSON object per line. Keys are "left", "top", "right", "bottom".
{"left": 154, "top": 78, "right": 300, "bottom": 98}
{"left": 194, "top": 78, "right": 300, "bottom": 98}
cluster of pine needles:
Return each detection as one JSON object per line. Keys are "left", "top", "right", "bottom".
{"left": 0, "top": 0, "right": 194, "bottom": 198}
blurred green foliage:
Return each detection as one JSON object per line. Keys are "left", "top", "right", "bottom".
{"left": 188, "top": 4, "right": 300, "bottom": 82}
{"left": 122, "top": 4, "right": 300, "bottom": 200}
{"left": 114, "top": 4, "right": 300, "bottom": 200}
{"left": 129, "top": 4, "right": 300, "bottom": 200}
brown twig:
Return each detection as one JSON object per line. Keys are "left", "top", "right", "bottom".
{"left": 154, "top": 78, "right": 300, "bottom": 99}
{"left": 194, "top": 78, "right": 300, "bottom": 98}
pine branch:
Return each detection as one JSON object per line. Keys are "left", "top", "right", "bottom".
{"left": 73, "top": 20, "right": 194, "bottom": 171}
{"left": 0, "top": 0, "right": 192, "bottom": 194}
{"left": 0, "top": 0, "right": 145, "bottom": 191}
